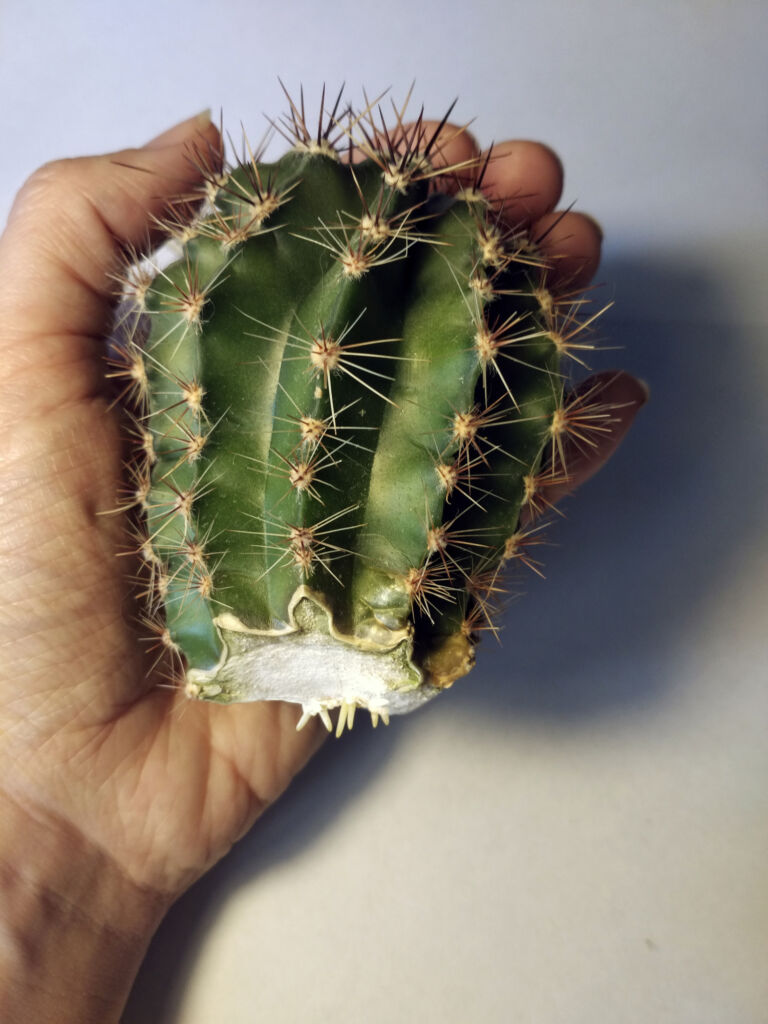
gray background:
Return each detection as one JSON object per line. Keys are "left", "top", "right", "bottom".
{"left": 2, "top": 1, "right": 766, "bottom": 1021}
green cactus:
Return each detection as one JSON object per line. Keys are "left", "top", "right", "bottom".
{"left": 112, "top": 89, "right": 614, "bottom": 734}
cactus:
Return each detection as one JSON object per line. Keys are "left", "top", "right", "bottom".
{"left": 112, "top": 88, "right": 615, "bottom": 734}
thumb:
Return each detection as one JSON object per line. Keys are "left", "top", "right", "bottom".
{"left": 0, "top": 111, "right": 220, "bottom": 347}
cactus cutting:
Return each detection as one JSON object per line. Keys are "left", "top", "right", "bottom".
{"left": 111, "top": 86, "right": 619, "bottom": 735}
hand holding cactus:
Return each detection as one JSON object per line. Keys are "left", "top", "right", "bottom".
{"left": 0, "top": 101, "right": 644, "bottom": 1021}
{"left": 113, "top": 92, "right": 646, "bottom": 732}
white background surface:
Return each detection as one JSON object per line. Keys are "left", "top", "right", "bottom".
{"left": 2, "top": 2, "right": 767, "bottom": 1021}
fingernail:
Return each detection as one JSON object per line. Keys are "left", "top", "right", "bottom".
{"left": 144, "top": 109, "right": 212, "bottom": 150}
{"left": 634, "top": 376, "right": 650, "bottom": 405}
{"left": 589, "top": 370, "right": 649, "bottom": 409}
{"left": 617, "top": 372, "right": 650, "bottom": 409}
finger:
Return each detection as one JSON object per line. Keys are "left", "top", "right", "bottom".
{"left": 531, "top": 209, "right": 603, "bottom": 293}
{"left": 387, "top": 127, "right": 582, "bottom": 294}
{"left": 410, "top": 115, "right": 480, "bottom": 178}
{"left": 452, "top": 141, "right": 603, "bottom": 295}
{"left": 466, "top": 140, "right": 564, "bottom": 228}
{"left": 528, "top": 371, "right": 648, "bottom": 520}
{"left": 353, "top": 121, "right": 577, "bottom": 283}
{"left": 0, "top": 112, "right": 221, "bottom": 346}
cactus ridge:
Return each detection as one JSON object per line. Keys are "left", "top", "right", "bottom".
{"left": 111, "top": 88, "right": 617, "bottom": 734}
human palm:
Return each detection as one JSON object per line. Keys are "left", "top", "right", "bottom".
{"left": 0, "top": 333, "right": 324, "bottom": 900}
{"left": 0, "top": 115, "right": 327, "bottom": 903}
{"left": 0, "top": 112, "right": 643, "bottom": 905}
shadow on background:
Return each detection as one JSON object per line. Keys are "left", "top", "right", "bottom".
{"left": 123, "top": 250, "right": 766, "bottom": 1021}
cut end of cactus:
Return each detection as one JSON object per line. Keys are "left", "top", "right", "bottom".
{"left": 182, "top": 588, "right": 470, "bottom": 731}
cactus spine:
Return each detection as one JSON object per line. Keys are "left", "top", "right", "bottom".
{"left": 112, "top": 89, "right": 614, "bottom": 734}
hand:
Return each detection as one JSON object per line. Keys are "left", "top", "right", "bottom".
{"left": 0, "top": 110, "right": 645, "bottom": 1022}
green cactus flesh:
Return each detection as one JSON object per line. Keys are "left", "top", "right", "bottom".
{"left": 115, "top": 95, "right": 611, "bottom": 734}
